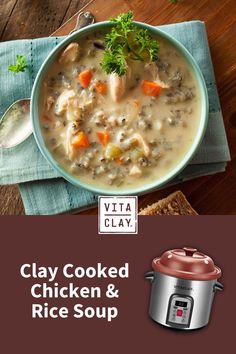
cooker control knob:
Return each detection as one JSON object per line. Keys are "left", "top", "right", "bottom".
{"left": 183, "top": 247, "right": 197, "bottom": 257}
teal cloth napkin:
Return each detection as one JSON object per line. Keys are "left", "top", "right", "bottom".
{"left": 0, "top": 21, "right": 230, "bottom": 214}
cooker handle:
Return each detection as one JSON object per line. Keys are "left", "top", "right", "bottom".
{"left": 214, "top": 281, "right": 224, "bottom": 291}
{"left": 145, "top": 271, "right": 154, "bottom": 281}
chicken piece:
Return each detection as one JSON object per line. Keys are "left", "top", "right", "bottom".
{"left": 93, "top": 110, "right": 106, "bottom": 126}
{"left": 79, "top": 90, "right": 96, "bottom": 113}
{"left": 46, "top": 96, "right": 55, "bottom": 111}
{"left": 66, "top": 99, "right": 81, "bottom": 121}
{"left": 55, "top": 89, "right": 76, "bottom": 115}
{"left": 109, "top": 73, "right": 126, "bottom": 102}
{"left": 130, "top": 133, "right": 150, "bottom": 157}
{"left": 65, "top": 122, "right": 78, "bottom": 161}
{"left": 124, "top": 100, "right": 140, "bottom": 123}
{"left": 106, "top": 115, "right": 116, "bottom": 127}
{"left": 145, "top": 62, "right": 169, "bottom": 89}
{"left": 56, "top": 91, "right": 82, "bottom": 121}
{"left": 129, "top": 165, "right": 142, "bottom": 177}
{"left": 109, "top": 65, "right": 131, "bottom": 102}
{"left": 58, "top": 43, "right": 80, "bottom": 64}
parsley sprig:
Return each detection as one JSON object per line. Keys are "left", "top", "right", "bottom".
{"left": 101, "top": 11, "right": 159, "bottom": 76}
{"left": 8, "top": 55, "right": 28, "bottom": 74}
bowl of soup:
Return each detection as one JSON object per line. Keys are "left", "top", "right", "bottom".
{"left": 31, "top": 21, "right": 208, "bottom": 195}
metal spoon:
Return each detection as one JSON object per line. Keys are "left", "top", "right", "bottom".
{"left": 0, "top": 11, "right": 95, "bottom": 149}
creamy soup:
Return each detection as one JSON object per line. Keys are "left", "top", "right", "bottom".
{"left": 40, "top": 31, "right": 200, "bottom": 190}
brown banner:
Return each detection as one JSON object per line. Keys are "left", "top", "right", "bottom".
{"left": 1, "top": 216, "right": 235, "bottom": 353}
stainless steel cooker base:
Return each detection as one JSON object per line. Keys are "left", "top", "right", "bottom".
{"left": 150, "top": 318, "right": 207, "bottom": 331}
{"left": 147, "top": 272, "right": 219, "bottom": 330}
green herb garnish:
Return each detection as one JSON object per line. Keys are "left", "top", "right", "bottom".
{"left": 8, "top": 55, "right": 28, "bottom": 74}
{"left": 170, "top": 0, "right": 178, "bottom": 3}
{"left": 101, "top": 45, "right": 127, "bottom": 76}
{"left": 101, "top": 11, "right": 159, "bottom": 76}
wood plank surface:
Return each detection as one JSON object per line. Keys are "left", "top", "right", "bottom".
{"left": 0, "top": 0, "right": 236, "bottom": 215}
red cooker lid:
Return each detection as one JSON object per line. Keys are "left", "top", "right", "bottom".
{"left": 152, "top": 247, "right": 221, "bottom": 280}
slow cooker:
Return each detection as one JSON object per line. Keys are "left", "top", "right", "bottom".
{"left": 145, "top": 247, "right": 223, "bottom": 330}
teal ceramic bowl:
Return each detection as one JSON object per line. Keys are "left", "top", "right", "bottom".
{"left": 31, "top": 21, "right": 209, "bottom": 196}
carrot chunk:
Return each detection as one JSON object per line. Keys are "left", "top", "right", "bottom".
{"left": 97, "top": 131, "right": 110, "bottom": 146}
{"left": 95, "top": 82, "right": 107, "bottom": 95}
{"left": 141, "top": 80, "right": 161, "bottom": 96}
{"left": 78, "top": 70, "right": 93, "bottom": 88}
{"left": 71, "top": 131, "right": 89, "bottom": 148}
{"left": 115, "top": 156, "right": 124, "bottom": 165}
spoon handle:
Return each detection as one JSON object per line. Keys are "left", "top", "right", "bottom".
{"left": 69, "top": 11, "right": 96, "bottom": 34}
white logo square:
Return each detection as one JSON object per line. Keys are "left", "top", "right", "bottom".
{"left": 98, "top": 196, "right": 138, "bottom": 234}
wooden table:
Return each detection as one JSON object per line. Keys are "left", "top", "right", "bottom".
{"left": 0, "top": 0, "right": 236, "bottom": 215}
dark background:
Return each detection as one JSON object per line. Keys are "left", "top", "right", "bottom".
{"left": 1, "top": 216, "right": 235, "bottom": 353}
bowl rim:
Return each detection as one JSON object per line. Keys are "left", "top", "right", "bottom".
{"left": 31, "top": 20, "right": 209, "bottom": 196}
